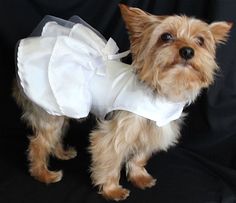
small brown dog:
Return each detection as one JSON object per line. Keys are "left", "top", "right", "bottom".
{"left": 13, "top": 4, "right": 232, "bottom": 201}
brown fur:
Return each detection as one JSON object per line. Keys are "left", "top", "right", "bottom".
{"left": 12, "top": 4, "right": 232, "bottom": 201}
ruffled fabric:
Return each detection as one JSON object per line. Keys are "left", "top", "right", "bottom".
{"left": 17, "top": 16, "right": 185, "bottom": 126}
{"left": 17, "top": 17, "right": 127, "bottom": 118}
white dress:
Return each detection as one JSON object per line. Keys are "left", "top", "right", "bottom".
{"left": 17, "top": 16, "right": 186, "bottom": 127}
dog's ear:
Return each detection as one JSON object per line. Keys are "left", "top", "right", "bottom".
{"left": 119, "top": 4, "right": 165, "bottom": 37}
{"left": 209, "top": 21, "right": 233, "bottom": 44}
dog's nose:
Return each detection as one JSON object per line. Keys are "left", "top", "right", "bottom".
{"left": 179, "top": 47, "right": 194, "bottom": 60}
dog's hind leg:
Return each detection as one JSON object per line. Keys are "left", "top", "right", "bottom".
{"left": 52, "top": 119, "right": 77, "bottom": 160}
{"left": 28, "top": 114, "right": 66, "bottom": 183}
{"left": 13, "top": 83, "right": 77, "bottom": 183}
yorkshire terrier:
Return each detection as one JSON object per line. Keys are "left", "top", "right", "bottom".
{"left": 13, "top": 4, "right": 232, "bottom": 201}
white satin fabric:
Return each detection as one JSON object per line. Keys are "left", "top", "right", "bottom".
{"left": 17, "top": 18, "right": 186, "bottom": 126}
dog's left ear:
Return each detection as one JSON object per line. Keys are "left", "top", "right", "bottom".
{"left": 209, "top": 21, "right": 233, "bottom": 44}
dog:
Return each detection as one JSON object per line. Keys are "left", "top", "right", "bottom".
{"left": 13, "top": 4, "right": 232, "bottom": 201}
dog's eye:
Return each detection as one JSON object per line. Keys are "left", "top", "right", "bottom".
{"left": 196, "top": 36, "right": 204, "bottom": 46}
{"left": 160, "top": 33, "right": 173, "bottom": 42}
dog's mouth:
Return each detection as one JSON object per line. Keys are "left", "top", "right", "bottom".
{"left": 179, "top": 59, "right": 193, "bottom": 67}
{"left": 170, "top": 58, "right": 196, "bottom": 70}
{"left": 174, "top": 60, "right": 199, "bottom": 73}
{"left": 173, "top": 62, "right": 194, "bottom": 70}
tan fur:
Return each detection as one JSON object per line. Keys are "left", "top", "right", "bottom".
{"left": 12, "top": 80, "right": 74, "bottom": 183}
{"left": 12, "top": 4, "right": 232, "bottom": 201}
{"left": 89, "top": 110, "right": 183, "bottom": 200}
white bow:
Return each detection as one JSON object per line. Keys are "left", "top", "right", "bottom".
{"left": 103, "top": 38, "right": 130, "bottom": 60}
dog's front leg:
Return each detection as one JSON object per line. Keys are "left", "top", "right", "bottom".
{"left": 89, "top": 111, "right": 140, "bottom": 201}
{"left": 126, "top": 152, "right": 156, "bottom": 189}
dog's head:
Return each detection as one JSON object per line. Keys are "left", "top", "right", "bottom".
{"left": 120, "top": 4, "right": 232, "bottom": 102}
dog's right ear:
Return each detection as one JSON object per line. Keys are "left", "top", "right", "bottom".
{"left": 119, "top": 4, "right": 154, "bottom": 32}
{"left": 119, "top": 4, "right": 165, "bottom": 42}
{"left": 119, "top": 4, "right": 162, "bottom": 36}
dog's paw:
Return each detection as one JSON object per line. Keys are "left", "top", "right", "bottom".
{"left": 101, "top": 187, "right": 130, "bottom": 201}
{"left": 31, "top": 169, "right": 63, "bottom": 184}
{"left": 129, "top": 174, "right": 156, "bottom": 189}
{"left": 55, "top": 147, "right": 77, "bottom": 160}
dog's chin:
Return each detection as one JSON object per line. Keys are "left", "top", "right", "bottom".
{"left": 157, "top": 63, "right": 204, "bottom": 103}
{"left": 169, "top": 62, "right": 204, "bottom": 81}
